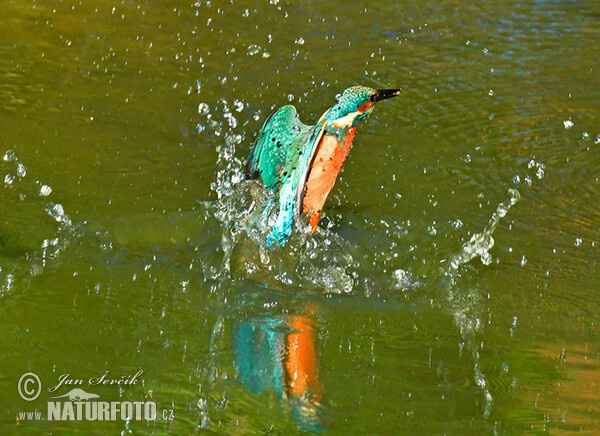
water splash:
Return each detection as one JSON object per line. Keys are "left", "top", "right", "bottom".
{"left": 449, "top": 188, "right": 521, "bottom": 269}
{"left": 46, "top": 203, "right": 73, "bottom": 228}
{"left": 0, "top": 271, "right": 15, "bottom": 298}
{"left": 197, "top": 99, "right": 358, "bottom": 294}
{"left": 438, "top": 188, "right": 521, "bottom": 417}
{"left": 0, "top": 150, "right": 74, "bottom": 282}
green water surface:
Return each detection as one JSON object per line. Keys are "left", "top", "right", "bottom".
{"left": 1, "top": 0, "right": 599, "bottom": 434}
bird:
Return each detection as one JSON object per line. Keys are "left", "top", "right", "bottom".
{"left": 246, "top": 85, "right": 400, "bottom": 247}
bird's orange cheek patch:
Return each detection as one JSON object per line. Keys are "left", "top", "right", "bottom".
{"left": 357, "top": 102, "right": 373, "bottom": 113}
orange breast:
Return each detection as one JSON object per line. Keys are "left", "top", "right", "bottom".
{"left": 302, "top": 127, "right": 357, "bottom": 232}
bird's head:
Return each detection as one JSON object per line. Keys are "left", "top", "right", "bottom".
{"left": 321, "top": 86, "right": 401, "bottom": 130}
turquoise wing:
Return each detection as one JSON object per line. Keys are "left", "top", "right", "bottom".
{"left": 267, "top": 120, "right": 327, "bottom": 246}
{"left": 246, "top": 105, "right": 327, "bottom": 246}
{"left": 246, "top": 105, "right": 312, "bottom": 191}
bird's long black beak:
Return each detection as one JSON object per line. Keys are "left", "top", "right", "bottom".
{"left": 375, "top": 89, "right": 401, "bottom": 102}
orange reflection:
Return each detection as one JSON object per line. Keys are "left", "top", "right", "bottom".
{"left": 285, "top": 314, "right": 321, "bottom": 402}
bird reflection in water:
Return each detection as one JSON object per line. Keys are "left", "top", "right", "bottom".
{"left": 233, "top": 308, "right": 322, "bottom": 431}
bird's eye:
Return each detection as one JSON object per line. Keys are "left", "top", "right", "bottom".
{"left": 369, "top": 94, "right": 377, "bottom": 102}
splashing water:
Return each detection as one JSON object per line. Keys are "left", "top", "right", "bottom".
{"left": 46, "top": 202, "right": 73, "bottom": 228}
{"left": 0, "top": 150, "right": 74, "bottom": 283}
{"left": 448, "top": 188, "right": 521, "bottom": 269}
{"left": 436, "top": 188, "right": 521, "bottom": 417}
{"left": 198, "top": 99, "right": 358, "bottom": 295}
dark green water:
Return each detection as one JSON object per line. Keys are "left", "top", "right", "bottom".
{"left": 1, "top": 0, "right": 599, "bottom": 433}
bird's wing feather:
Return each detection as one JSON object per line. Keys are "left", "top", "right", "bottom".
{"left": 245, "top": 105, "right": 313, "bottom": 191}
{"left": 267, "top": 120, "right": 327, "bottom": 246}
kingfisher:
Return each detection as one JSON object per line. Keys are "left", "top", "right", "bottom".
{"left": 246, "top": 85, "right": 400, "bottom": 247}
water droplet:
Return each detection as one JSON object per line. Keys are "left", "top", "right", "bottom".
{"left": 3, "top": 150, "right": 17, "bottom": 162}
{"left": 508, "top": 188, "right": 521, "bottom": 203}
{"left": 246, "top": 44, "right": 260, "bottom": 56}
{"left": 536, "top": 166, "right": 545, "bottom": 179}
{"left": 39, "top": 185, "right": 53, "bottom": 197}
{"left": 4, "top": 174, "right": 15, "bottom": 185}
{"left": 16, "top": 163, "right": 26, "bottom": 177}
{"left": 233, "top": 100, "right": 244, "bottom": 112}
{"left": 563, "top": 120, "right": 574, "bottom": 129}
{"left": 480, "top": 251, "right": 492, "bottom": 265}
{"left": 520, "top": 255, "right": 527, "bottom": 266}
{"left": 198, "top": 102, "right": 210, "bottom": 115}
{"left": 559, "top": 348, "right": 567, "bottom": 361}
{"left": 46, "top": 203, "right": 72, "bottom": 226}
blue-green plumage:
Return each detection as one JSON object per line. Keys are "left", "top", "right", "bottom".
{"left": 246, "top": 86, "right": 400, "bottom": 247}
{"left": 246, "top": 106, "right": 314, "bottom": 191}
{"left": 246, "top": 105, "right": 327, "bottom": 245}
